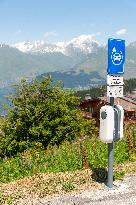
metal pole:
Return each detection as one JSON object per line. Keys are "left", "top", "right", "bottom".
{"left": 107, "top": 97, "right": 114, "bottom": 188}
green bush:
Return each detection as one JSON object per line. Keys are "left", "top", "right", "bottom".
{"left": 0, "top": 76, "right": 97, "bottom": 158}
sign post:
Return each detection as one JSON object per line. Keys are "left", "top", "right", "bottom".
{"left": 107, "top": 38, "right": 125, "bottom": 188}
{"left": 107, "top": 97, "right": 114, "bottom": 188}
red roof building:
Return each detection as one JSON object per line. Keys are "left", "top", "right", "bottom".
{"left": 80, "top": 96, "right": 136, "bottom": 126}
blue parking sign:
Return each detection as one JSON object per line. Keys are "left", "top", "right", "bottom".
{"left": 107, "top": 38, "right": 125, "bottom": 74}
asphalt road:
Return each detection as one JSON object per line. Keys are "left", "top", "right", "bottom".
{"left": 35, "top": 174, "right": 136, "bottom": 205}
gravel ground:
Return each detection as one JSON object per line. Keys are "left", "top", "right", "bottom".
{"left": 35, "top": 174, "right": 136, "bottom": 205}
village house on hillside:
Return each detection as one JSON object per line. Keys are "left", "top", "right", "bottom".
{"left": 80, "top": 94, "right": 136, "bottom": 126}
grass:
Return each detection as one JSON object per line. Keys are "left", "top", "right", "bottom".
{"left": 1, "top": 162, "right": 136, "bottom": 205}
{"left": 0, "top": 130, "right": 133, "bottom": 184}
{"left": 0, "top": 141, "right": 83, "bottom": 183}
{"left": 0, "top": 169, "right": 99, "bottom": 205}
{"left": 0, "top": 125, "right": 136, "bottom": 204}
{"left": 0, "top": 135, "right": 131, "bottom": 184}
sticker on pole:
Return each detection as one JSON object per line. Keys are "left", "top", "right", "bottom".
{"left": 107, "top": 85, "right": 123, "bottom": 97}
{"left": 107, "top": 38, "right": 125, "bottom": 75}
{"left": 107, "top": 75, "right": 124, "bottom": 86}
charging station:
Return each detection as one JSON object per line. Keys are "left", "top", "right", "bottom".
{"left": 99, "top": 105, "right": 114, "bottom": 143}
{"left": 99, "top": 38, "right": 125, "bottom": 188}
{"left": 99, "top": 104, "right": 124, "bottom": 143}
{"left": 114, "top": 105, "right": 124, "bottom": 141}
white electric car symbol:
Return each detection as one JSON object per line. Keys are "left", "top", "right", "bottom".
{"left": 111, "top": 47, "right": 123, "bottom": 65}
{"left": 113, "top": 53, "right": 121, "bottom": 61}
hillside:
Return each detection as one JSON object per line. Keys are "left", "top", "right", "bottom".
{"left": 37, "top": 70, "right": 106, "bottom": 89}
{"left": 0, "top": 45, "right": 75, "bottom": 87}
{"left": 0, "top": 36, "right": 136, "bottom": 88}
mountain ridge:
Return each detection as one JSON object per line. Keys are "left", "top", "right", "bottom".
{"left": 12, "top": 35, "right": 103, "bottom": 56}
{"left": 0, "top": 35, "right": 135, "bottom": 89}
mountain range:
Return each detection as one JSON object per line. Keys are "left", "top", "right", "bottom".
{"left": 13, "top": 35, "right": 102, "bottom": 55}
{"left": 0, "top": 35, "right": 136, "bottom": 89}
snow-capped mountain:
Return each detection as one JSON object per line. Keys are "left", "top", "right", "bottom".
{"left": 127, "top": 41, "right": 136, "bottom": 48}
{"left": 0, "top": 36, "right": 136, "bottom": 90}
{"left": 61, "top": 35, "right": 102, "bottom": 56}
{"left": 12, "top": 35, "right": 103, "bottom": 56}
{"left": 13, "top": 40, "right": 62, "bottom": 54}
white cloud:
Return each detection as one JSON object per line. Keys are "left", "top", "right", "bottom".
{"left": 43, "top": 31, "right": 57, "bottom": 39}
{"left": 96, "top": 32, "right": 102, "bottom": 36}
{"left": 15, "top": 29, "right": 22, "bottom": 35}
{"left": 116, "top": 28, "right": 127, "bottom": 36}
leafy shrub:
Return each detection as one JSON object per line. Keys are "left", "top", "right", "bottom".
{"left": 0, "top": 76, "right": 97, "bottom": 158}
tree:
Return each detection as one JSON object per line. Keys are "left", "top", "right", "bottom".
{"left": 0, "top": 77, "right": 97, "bottom": 157}
{"left": 124, "top": 78, "right": 136, "bottom": 94}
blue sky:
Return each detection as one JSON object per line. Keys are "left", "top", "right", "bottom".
{"left": 0, "top": 0, "right": 135, "bottom": 44}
